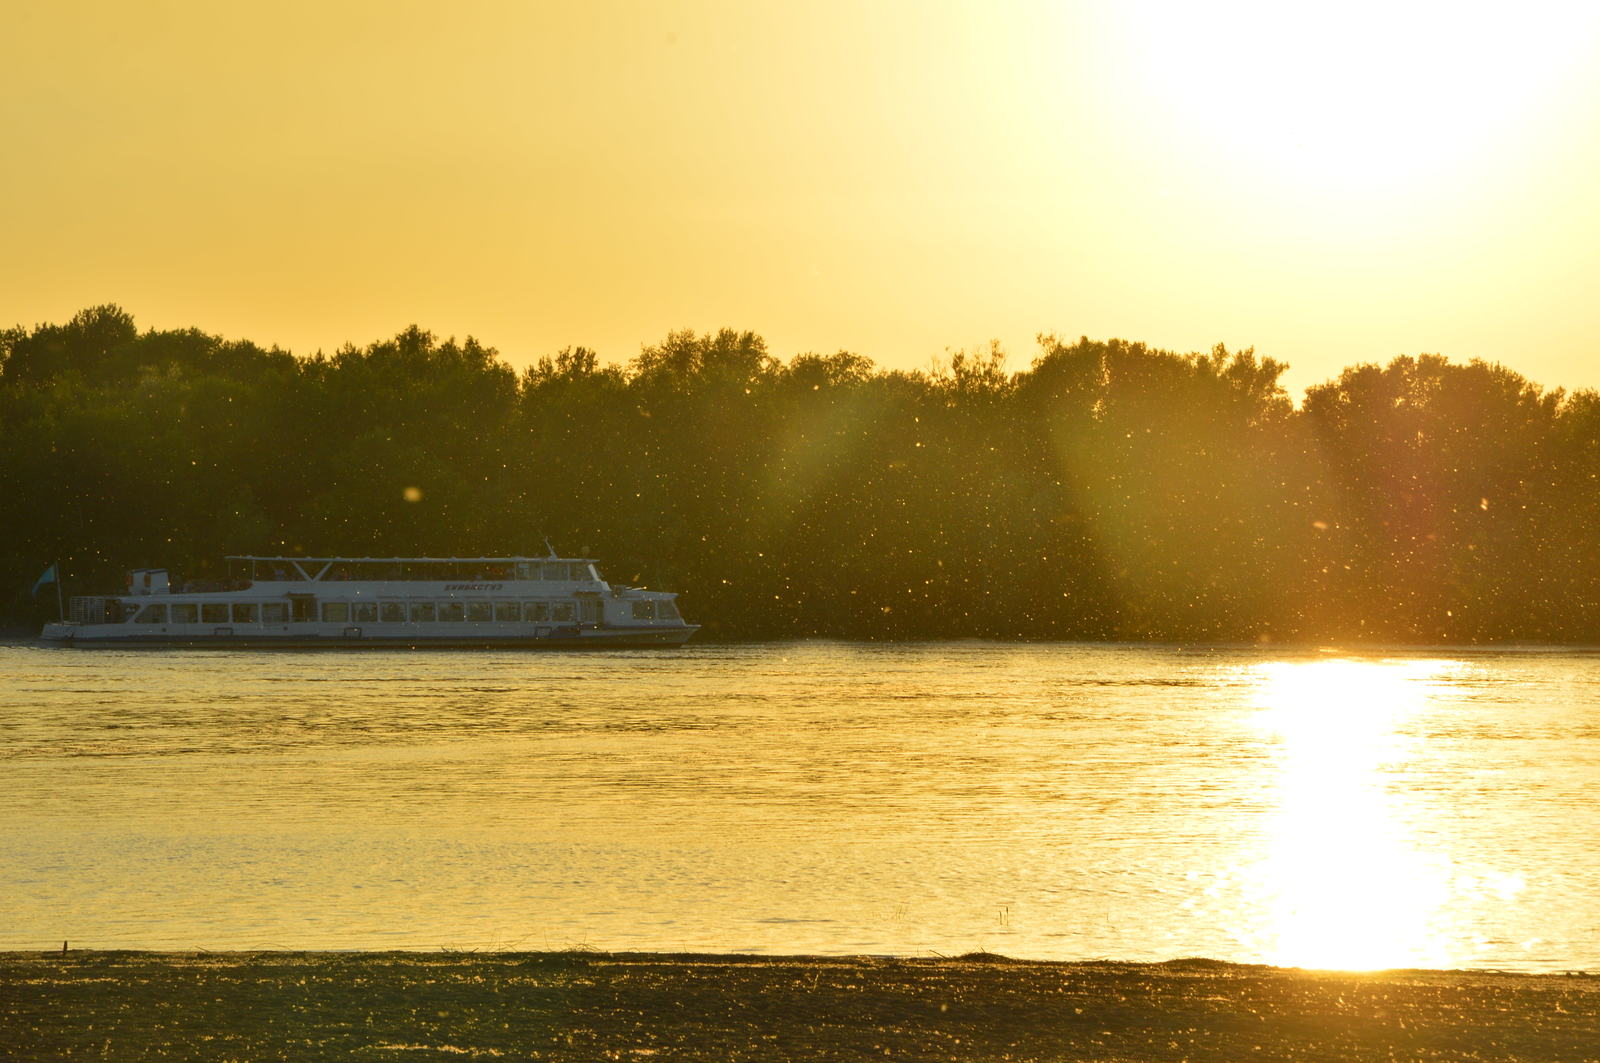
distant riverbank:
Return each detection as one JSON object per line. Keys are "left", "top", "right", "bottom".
{"left": 4, "top": 951, "right": 1597, "bottom": 1061}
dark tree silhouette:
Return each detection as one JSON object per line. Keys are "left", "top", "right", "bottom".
{"left": 4, "top": 307, "right": 1598, "bottom": 643}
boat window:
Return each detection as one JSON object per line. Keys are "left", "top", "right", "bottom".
{"left": 171, "top": 603, "right": 198, "bottom": 623}
{"left": 410, "top": 602, "right": 436, "bottom": 622}
{"left": 523, "top": 602, "right": 548, "bottom": 621}
{"left": 631, "top": 600, "right": 656, "bottom": 620}
{"left": 515, "top": 562, "right": 536, "bottom": 580}
{"left": 550, "top": 601, "right": 575, "bottom": 622}
{"left": 352, "top": 602, "right": 377, "bottom": 623}
{"left": 321, "top": 602, "right": 349, "bottom": 623}
{"left": 262, "top": 602, "right": 289, "bottom": 623}
{"left": 541, "top": 562, "right": 569, "bottom": 581}
{"left": 380, "top": 602, "right": 405, "bottom": 623}
{"left": 494, "top": 601, "right": 519, "bottom": 622}
{"left": 467, "top": 601, "right": 493, "bottom": 622}
{"left": 439, "top": 602, "right": 465, "bottom": 622}
{"left": 201, "top": 603, "right": 228, "bottom": 623}
{"left": 658, "top": 600, "right": 681, "bottom": 621}
{"left": 134, "top": 604, "right": 167, "bottom": 624}
{"left": 232, "top": 603, "right": 257, "bottom": 623}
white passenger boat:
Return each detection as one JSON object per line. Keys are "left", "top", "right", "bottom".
{"left": 39, "top": 554, "right": 698, "bottom": 648}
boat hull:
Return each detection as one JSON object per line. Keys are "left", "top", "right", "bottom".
{"left": 39, "top": 623, "right": 698, "bottom": 649}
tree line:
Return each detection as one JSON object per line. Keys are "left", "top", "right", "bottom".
{"left": 3, "top": 304, "right": 1598, "bottom": 642}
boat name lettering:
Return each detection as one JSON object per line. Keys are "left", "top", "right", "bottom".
{"left": 445, "top": 583, "right": 504, "bottom": 591}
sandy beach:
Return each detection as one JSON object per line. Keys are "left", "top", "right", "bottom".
{"left": 3, "top": 951, "right": 1598, "bottom": 1061}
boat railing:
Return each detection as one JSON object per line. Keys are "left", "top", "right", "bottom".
{"left": 68, "top": 597, "right": 121, "bottom": 624}
{"left": 178, "top": 579, "right": 253, "bottom": 594}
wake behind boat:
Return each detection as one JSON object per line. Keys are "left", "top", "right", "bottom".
{"left": 39, "top": 554, "right": 698, "bottom": 648}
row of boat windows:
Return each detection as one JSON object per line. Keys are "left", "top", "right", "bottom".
{"left": 126, "top": 599, "right": 676, "bottom": 624}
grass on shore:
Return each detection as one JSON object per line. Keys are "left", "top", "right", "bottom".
{"left": 3, "top": 950, "right": 1598, "bottom": 1061}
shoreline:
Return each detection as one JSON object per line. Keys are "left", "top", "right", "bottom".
{"left": 5, "top": 951, "right": 1597, "bottom": 1060}
{"left": 8, "top": 628, "right": 1600, "bottom": 650}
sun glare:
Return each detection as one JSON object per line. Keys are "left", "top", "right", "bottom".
{"left": 1248, "top": 659, "right": 1456, "bottom": 970}
{"left": 1115, "top": 1, "right": 1600, "bottom": 198}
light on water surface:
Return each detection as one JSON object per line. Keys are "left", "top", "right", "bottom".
{"left": 2, "top": 643, "right": 1594, "bottom": 969}
{"left": 1249, "top": 659, "right": 1459, "bottom": 970}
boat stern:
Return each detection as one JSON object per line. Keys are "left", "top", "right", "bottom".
{"left": 40, "top": 622, "right": 77, "bottom": 643}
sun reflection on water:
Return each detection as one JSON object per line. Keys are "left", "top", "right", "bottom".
{"left": 1249, "top": 659, "right": 1458, "bottom": 970}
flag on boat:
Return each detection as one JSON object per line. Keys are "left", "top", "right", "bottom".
{"left": 31, "top": 562, "right": 58, "bottom": 597}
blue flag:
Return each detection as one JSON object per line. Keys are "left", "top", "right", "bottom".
{"left": 31, "top": 563, "right": 58, "bottom": 597}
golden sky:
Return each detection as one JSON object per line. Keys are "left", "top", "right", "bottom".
{"left": 5, "top": 0, "right": 1599, "bottom": 398}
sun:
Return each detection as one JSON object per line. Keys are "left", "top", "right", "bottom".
{"left": 1111, "top": 0, "right": 1600, "bottom": 198}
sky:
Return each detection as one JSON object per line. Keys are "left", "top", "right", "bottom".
{"left": 5, "top": 0, "right": 1600, "bottom": 399}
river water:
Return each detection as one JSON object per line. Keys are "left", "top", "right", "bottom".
{"left": 2, "top": 641, "right": 1597, "bottom": 971}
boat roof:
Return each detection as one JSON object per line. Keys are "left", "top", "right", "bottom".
{"left": 226, "top": 555, "right": 597, "bottom": 564}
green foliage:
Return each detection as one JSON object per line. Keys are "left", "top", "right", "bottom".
{"left": 3, "top": 306, "right": 1597, "bottom": 642}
